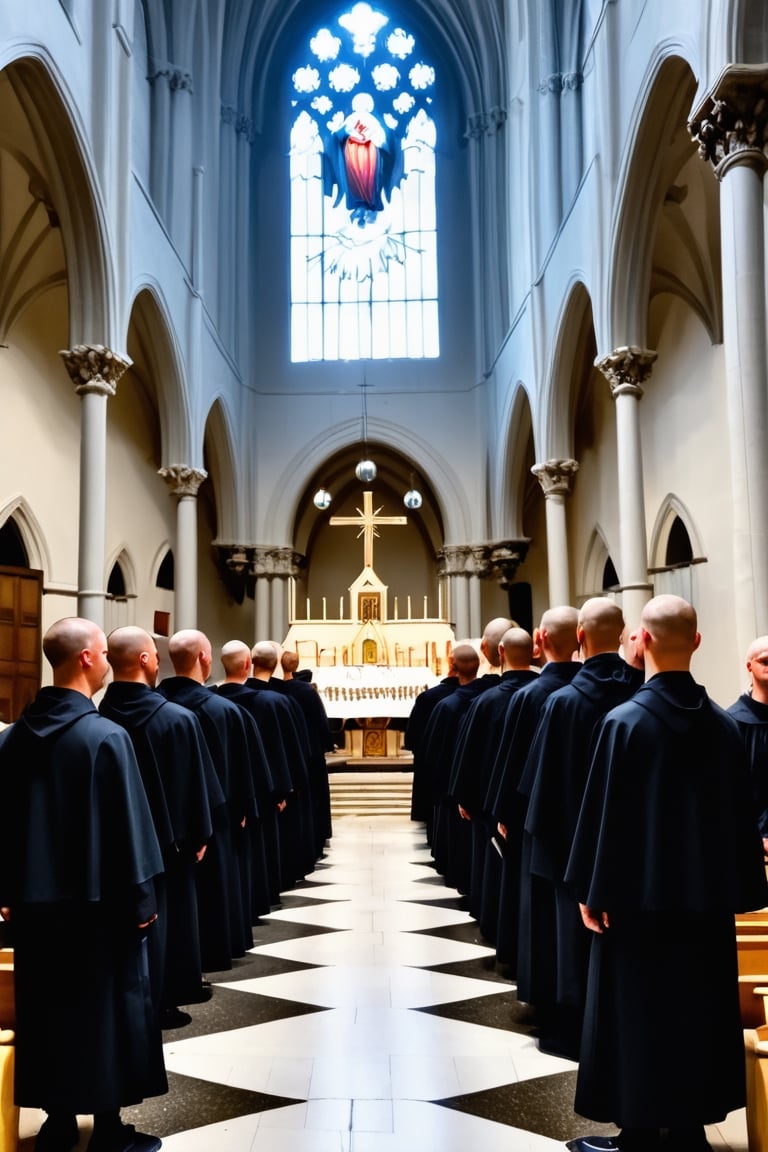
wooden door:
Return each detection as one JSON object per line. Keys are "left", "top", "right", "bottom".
{"left": 0, "top": 566, "right": 42, "bottom": 723}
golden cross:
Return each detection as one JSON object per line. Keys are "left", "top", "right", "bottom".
{"left": 329, "top": 490, "right": 407, "bottom": 570}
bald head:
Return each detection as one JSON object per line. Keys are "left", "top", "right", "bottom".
{"left": 746, "top": 636, "right": 768, "bottom": 704}
{"left": 251, "top": 641, "right": 278, "bottom": 675}
{"left": 500, "top": 627, "right": 534, "bottom": 671}
{"left": 44, "top": 617, "right": 103, "bottom": 671}
{"left": 638, "top": 594, "right": 700, "bottom": 673}
{"left": 220, "top": 640, "right": 252, "bottom": 680}
{"left": 451, "top": 642, "right": 480, "bottom": 683}
{"left": 107, "top": 626, "right": 159, "bottom": 685}
{"left": 537, "top": 605, "right": 579, "bottom": 662}
{"left": 281, "top": 651, "right": 299, "bottom": 678}
{"left": 481, "top": 617, "right": 515, "bottom": 667}
{"left": 43, "top": 617, "right": 109, "bottom": 696}
{"left": 578, "top": 597, "right": 625, "bottom": 658}
{"left": 746, "top": 636, "right": 768, "bottom": 664}
{"left": 168, "top": 629, "right": 212, "bottom": 679}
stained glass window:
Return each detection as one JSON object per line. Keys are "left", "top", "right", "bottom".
{"left": 290, "top": 2, "right": 439, "bottom": 361}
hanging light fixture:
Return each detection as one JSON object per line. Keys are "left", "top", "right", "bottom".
{"left": 404, "top": 471, "right": 423, "bottom": 509}
{"left": 313, "top": 486, "right": 332, "bottom": 510}
{"left": 354, "top": 381, "right": 377, "bottom": 483}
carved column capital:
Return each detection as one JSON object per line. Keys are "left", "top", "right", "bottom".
{"left": 688, "top": 65, "right": 768, "bottom": 177}
{"left": 531, "top": 458, "right": 579, "bottom": 497}
{"left": 436, "top": 540, "right": 529, "bottom": 587}
{"left": 465, "top": 106, "right": 508, "bottom": 140}
{"left": 252, "top": 546, "right": 305, "bottom": 578}
{"left": 149, "top": 62, "right": 193, "bottom": 92}
{"left": 435, "top": 545, "right": 473, "bottom": 577}
{"left": 484, "top": 540, "right": 531, "bottom": 588}
{"left": 596, "top": 346, "right": 657, "bottom": 398}
{"left": 214, "top": 544, "right": 305, "bottom": 580}
{"left": 159, "top": 465, "right": 207, "bottom": 498}
{"left": 59, "top": 344, "right": 131, "bottom": 397}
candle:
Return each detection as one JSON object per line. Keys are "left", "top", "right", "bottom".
{"left": 394, "top": 596, "right": 399, "bottom": 620}
{"left": 322, "top": 597, "right": 327, "bottom": 620}
{"left": 407, "top": 595, "right": 411, "bottom": 619}
{"left": 306, "top": 597, "right": 310, "bottom": 619}
{"left": 339, "top": 595, "right": 344, "bottom": 618}
{"left": 423, "top": 595, "right": 428, "bottom": 617}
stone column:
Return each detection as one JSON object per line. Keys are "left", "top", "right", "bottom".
{"left": 60, "top": 344, "right": 131, "bottom": 627}
{"left": 689, "top": 67, "right": 768, "bottom": 653}
{"left": 159, "top": 465, "right": 207, "bottom": 631}
{"left": 596, "top": 347, "right": 656, "bottom": 627}
{"left": 250, "top": 546, "right": 305, "bottom": 640}
{"left": 531, "top": 459, "right": 579, "bottom": 607}
{"left": 436, "top": 546, "right": 472, "bottom": 638}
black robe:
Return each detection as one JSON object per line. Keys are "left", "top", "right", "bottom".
{"left": 446, "top": 670, "right": 539, "bottom": 929}
{"left": 157, "top": 677, "right": 258, "bottom": 966}
{"left": 405, "top": 676, "right": 459, "bottom": 826}
{"left": 245, "top": 678, "right": 317, "bottom": 885}
{"left": 423, "top": 678, "right": 491, "bottom": 889}
{"left": 213, "top": 681, "right": 290, "bottom": 904}
{"left": 727, "top": 692, "right": 768, "bottom": 837}
{"left": 521, "top": 655, "right": 642, "bottom": 1035}
{"left": 100, "top": 682, "right": 216, "bottom": 1007}
{"left": 483, "top": 661, "right": 581, "bottom": 970}
{"left": 281, "top": 676, "right": 334, "bottom": 856}
{"left": 0, "top": 688, "right": 166, "bottom": 1112}
{"left": 565, "top": 672, "right": 768, "bottom": 1129}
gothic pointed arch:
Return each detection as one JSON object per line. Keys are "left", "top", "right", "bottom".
{"left": 127, "top": 285, "right": 190, "bottom": 466}
{"left": 606, "top": 53, "right": 716, "bottom": 352}
{"left": 106, "top": 546, "right": 137, "bottom": 598}
{"left": 0, "top": 52, "right": 115, "bottom": 345}
{"left": 294, "top": 438, "right": 445, "bottom": 622}
{"left": 0, "top": 496, "right": 50, "bottom": 575}
{"left": 497, "top": 381, "right": 534, "bottom": 540}
{"left": 203, "top": 396, "right": 240, "bottom": 544}
{"left": 581, "top": 524, "right": 620, "bottom": 600}
{"left": 542, "top": 278, "right": 595, "bottom": 460}
{"left": 105, "top": 546, "right": 137, "bottom": 632}
{"left": 649, "top": 493, "right": 705, "bottom": 568}
{"left": 266, "top": 414, "right": 471, "bottom": 545}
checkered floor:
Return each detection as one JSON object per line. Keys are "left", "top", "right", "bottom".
{"left": 19, "top": 814, "right": 749, "bottom": 1151}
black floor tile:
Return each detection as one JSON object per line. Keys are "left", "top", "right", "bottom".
{"left": 122, "top": 1070, "right": 302, "bottom": 1137}
{"left": 415, "top": 989, "right": 538, "bottom": 1035}
{"left": 435, "top": 1070, "right": 618, "bottom": 1145}
{"left": 171, "top": 984, "right": 330, "bottom": 1040}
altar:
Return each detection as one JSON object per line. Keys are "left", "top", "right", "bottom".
{"left": 282, "top": 491, "right": 455, "bottom": 757}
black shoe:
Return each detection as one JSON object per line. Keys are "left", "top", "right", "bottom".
{"left": 160, "top": 1006, "right": 191, "bottom": 1029}
{"left": 87, "top": 1123, "right": 161, "bottom": 1152}
{"left": 35, "top": 1115, "right": 79, "bottom": 1152}
{"left": 537, "top": 1032, "right": 581, "bottom": 1060}
{"left": 663, "top": 1129, "right": 713, "bottom": 1151}
{"left": 184, "top": 983, "right": 212, "bottom": 1004}
{"left": 566, "top": 1139, "right": 621, "bottom": 1152}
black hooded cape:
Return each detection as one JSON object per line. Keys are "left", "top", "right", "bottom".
{"left": 0, "top": 688, "right": 167, "bottom": 1112}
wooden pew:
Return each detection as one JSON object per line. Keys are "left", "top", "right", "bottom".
{"left": 736, "top": 935, "right": 768, "bottom": 976}
{"left": 745, "top": 1023, "right": 768, "bottom": 1152}
{"left": 0, "top": 949, "right": 18, "bottom": 1152}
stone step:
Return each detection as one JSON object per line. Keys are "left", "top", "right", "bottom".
{"left": 329, "top": 771, "right": 414, "bottom": 818}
